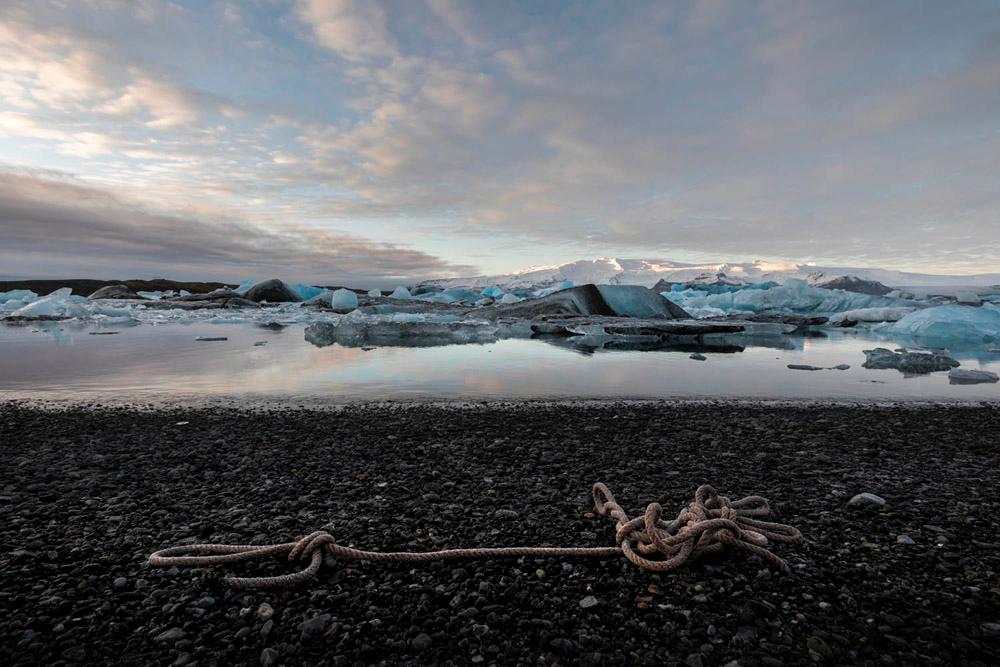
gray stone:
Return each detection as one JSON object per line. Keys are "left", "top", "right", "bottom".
{"left": 411, "top": 633, "right": 433, "bottom": 651}
{"left": 896, "top": 534, "right": 915, "bottom": 545}
{"left": 154, "top": 627, "right": 187, "bottom": 643}
{"left": 260, "top": 647, "right": 281, "bottom": 666}
{"left": 298, "top": 613, "right": 330, "bottom": 642}
{"left": 690, "top": 353, "right": 707, "bottom": 361}
{"left": 579, "top": 595, "right": 599, "bottom": 609}
{"left": 258, "top": 602, "right": 275, "bottom": 622}
{"left": 494, "top": 509, "right": 519, "bottom": 519}
{"left": 112, "top": 576, "right": 128, "bottom": 591}
{"left": 848, "top": 493, "right": 886, "bottom": 509}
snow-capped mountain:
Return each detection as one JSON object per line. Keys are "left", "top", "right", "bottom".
{"left": 422, "top": 258, "right": 1000, "bottom": 290}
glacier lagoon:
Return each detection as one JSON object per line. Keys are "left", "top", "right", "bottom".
{"left": 1, "top": 320, "right": 998, "bottom": 404}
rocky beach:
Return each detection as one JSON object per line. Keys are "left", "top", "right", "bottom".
{"left": 1, "top": 401, "right": 998, "bottom": 666}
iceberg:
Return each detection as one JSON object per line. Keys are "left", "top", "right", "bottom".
{"left": 596, "top": 285, "right": 691, "bottom": 319}
{"left": 305, "top": 318, "right": 498, "bottom": 348}
{"left": 136, "top": 291, "right": 164, "bottom": 300}
{"left": 233, "top": 279, "right": 258, "bottom": 295}
{"left": 886, "top": 304, "right": 1000, "bottom": 346}
{"left": 390, "top": 286, "right": 412, "bottom": 299}
{"left": 532, "top": 280, "right": 575, "bottom": 297}
{"left": 665, "top": 279, "right": 919, "bottom": 317}
{"left": 948, "top": 368, "right": 999, "bottom": 384}
{"left": 499, "top": 293, "right": 522, "bottom": 304}
{"left": 0, "top": 289, "right": 38, "bottom": 304}
{"left": 829, "top": 307, "right": 918, "bottom": 323}
{"left": 9, "top": 289, "right": 89, "bottom": 319}
{"left": 367, "top": 288, "right": 382, "bottom": 298}
{"left": 862, "top": 347, "right": 960, "bottom": 373}
{"left": 331, "top": 288, "right": 359, "bottom": 310}
{"left": 415, "top": 287, "right": 481, "bottom": 304}
{"left": 481, "top": 286, "right": 505, "bottom": 298}
{"left": 289, "top": 283, "right": 325, "bottom": 301}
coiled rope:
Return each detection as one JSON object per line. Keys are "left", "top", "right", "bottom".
{"left": 148, "top": 484, "right": 802, "bottom": 589}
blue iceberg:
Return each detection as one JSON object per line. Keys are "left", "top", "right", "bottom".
{"left": 886, "top": 304, "right": 1000, "bottom": 346}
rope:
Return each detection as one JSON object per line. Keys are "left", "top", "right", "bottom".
{"left": 148, "top": 484, "right": 802, "bottom": 589}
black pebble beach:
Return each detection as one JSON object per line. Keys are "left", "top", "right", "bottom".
{"left": 1, "top": 401, "right": 999, "bottom": 666}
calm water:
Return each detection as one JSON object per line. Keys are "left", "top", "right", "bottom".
{"left": 1, "top": 321, "right": 998, "bottom": 403}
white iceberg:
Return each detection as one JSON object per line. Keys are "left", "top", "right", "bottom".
{"left": 136, "top": 291, "right": 164, "bottom": 300}
{"left": 367, "top": 288, "right": 382, "bottom": 298}
{"left": 10, "top": 289, "right": 89, "bottom": 319}
{"left": 830, "top": 307, "right": 919, "bottom": 323}
{"left": 886, "top": 304, "right": 1000, "bottom": 346}
{"left": 499, "top": 293, "right": 522, "bottom": 304}
{"left": 666, "top": 279, "right": 919, "bottom": 316}
{"left": 331, "top": 288, "right": 359, "bottom": 310}
{"left": 390, "top": 286, "right": 412, "bottom": 299}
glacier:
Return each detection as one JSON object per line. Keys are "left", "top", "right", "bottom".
{"left": 422, "top": 257, "right": 1000, "bottom": 291}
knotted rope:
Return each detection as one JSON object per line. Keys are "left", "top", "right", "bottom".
{"left": 148, "top": 484, "right": 801, "bottom": 589}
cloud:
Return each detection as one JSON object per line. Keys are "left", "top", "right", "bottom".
{"left": 296, "top": 0, "right": 396, "bottom": 61}
{"left": 0, "top": 168, "right": 472, "bottom": 285}
{"left": 1, "top": 1, "right": 999, "bottom": 278}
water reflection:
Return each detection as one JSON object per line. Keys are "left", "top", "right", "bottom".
{"left": 0, "top": 321, "right": 997, "bottom": 403}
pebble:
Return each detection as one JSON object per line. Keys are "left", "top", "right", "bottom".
{"left": 896, "top": 534, "right": 915, "bottom": 545}
{"left": 298, "top": 613, "right": 330, "bottom": 642}
{"left": 690, "top": 353, "right": 707, "bottom": 361}
{"left": 260, "top": 647, "right": 280, "bottom": 666}
{"left": 848, "top": 492, "right": 886, "bottom": 509}
{"left": 154, "top": 627, "right": 186, "bottom": 643}
{"left": 3, "top": 403, "right": 999, "bottom": 666}
{"left": 494, "top": 509, "right": 519, "bottom": 519}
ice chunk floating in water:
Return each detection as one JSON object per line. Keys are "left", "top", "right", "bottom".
{"left": 390, "top": 286, "right": 412, "bottom": 299}
{"left": 10, "top": 289, "right": 88, "bottom": 319}
{"left": 886, "top": 304, "right": 1000, "bottom": 346}
{"left": 331, "top": 288, "right": 359, "bottom": 310}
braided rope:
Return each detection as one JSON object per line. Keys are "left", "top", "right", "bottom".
{"left": 148, "top": 484, "right": 801, "bottom": 589}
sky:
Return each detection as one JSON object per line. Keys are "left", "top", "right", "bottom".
{"left": 1, "top": 0, "right": 999, "bottom": 287}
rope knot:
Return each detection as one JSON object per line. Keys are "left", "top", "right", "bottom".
{"left": 288, "top": 531, "right": 336, "bottom": 562}
{"left": 596, "top": 483, "right": 802, "bottom": 573}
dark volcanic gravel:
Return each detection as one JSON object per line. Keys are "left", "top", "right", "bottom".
{"left": 1, "top": 401, "right": 999, "bottom": 666}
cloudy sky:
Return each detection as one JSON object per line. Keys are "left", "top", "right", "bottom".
{"left": 1, "top": 0, "right": 998, "bottom": 285}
